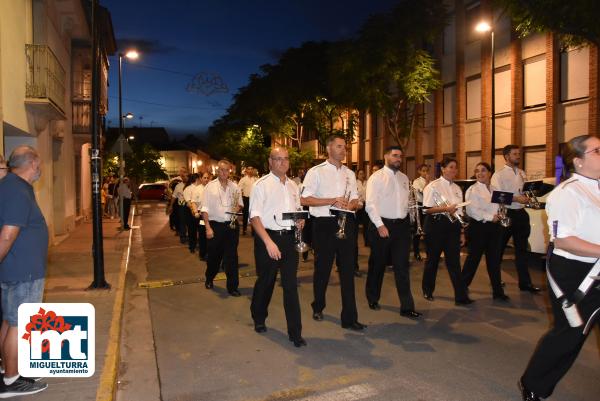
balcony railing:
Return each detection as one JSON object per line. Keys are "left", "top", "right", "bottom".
{"left": 25, "top": 44, "right": 66, "bottom": 113}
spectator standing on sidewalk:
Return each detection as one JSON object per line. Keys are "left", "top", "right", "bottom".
{"left": 118, "top": 177, "right": 133, "bottom": 230}
{"left": 238, "top": 167, "right": 257, "bottom": 235}
{"left": 0, "top": 145, "right": 48, "bottom": 397}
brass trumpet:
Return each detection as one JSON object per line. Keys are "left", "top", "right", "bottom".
{"left": 335, "top": 191, "right": 351, "bottom": 239}
{"left": 432, "top": 190, "right": 469, "bottom": 228}
{"left": 228, "top": 189, "right": 241, "bottom": 229}
{"left": 524, "top": 190, "right": 541, "bottom": 209}
{"left": 497, "top": 203, "right": 512, "bottom": 228}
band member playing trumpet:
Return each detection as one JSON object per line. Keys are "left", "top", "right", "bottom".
{"left": 520, "top": 134, "right": 600, "bottom": 401}
{"left": 422, "top": 157, "right": 473, "bottom": 305}
{"left": 365, "top": 146, "right": 421, "bottom": 319}
{"left": 201, "top": 160, "right": 243, "bottom": 296}
{"left": 491, "top": 145, "right": 541, "bottom": 293}
{"left": 461, "top": 162, "right": 509, "bottom": 301}
{"left": 249, "top": 147, "right": 306, "bottom": 347}
{"left": 301, "top": 134, "right": 366, "bottom": 331}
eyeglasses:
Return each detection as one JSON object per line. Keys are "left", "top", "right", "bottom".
{"left": 270, "top": 157, "right": 289, "bottom": 162}
{"left": 584, "top": 147, "right": 600, "bottom": 156}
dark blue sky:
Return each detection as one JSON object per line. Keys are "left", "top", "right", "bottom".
{"left": 103, "top": 0, "right": 399, "bottom": 137}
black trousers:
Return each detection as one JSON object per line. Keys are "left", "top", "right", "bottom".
{"left": 250, "top": 230, "right": 302, "bottom": 337}
{"left": 122, "top": 197, "right": 132, "bottom": 228}
{"left": 366, "top": 217, "right": 415, "bottom": 312}
{"left": 205, "top": 221, "right": 239, "bottom": 291}
{"left": 186, "top": 211, "right": 200, "bottom": 252}
{"left": 177, "top": 202, "right": 188, "bottom": 242}
{"left": 500, "top": 208, "right": 533, "bottom": 287}
{"left": 198, "top": 224, "right": 207, "bottom": 259}
{"left": 522, "top": 254, "right": 600, "bottom": 398}
{"left": 311, "top": 216, "right": 358, "bottom": 325}
{"left": 462, "top": 220, "right": 504, "bottom": 296}
{"left": 242, "top": 196, "right": 250, "bottom": 233}
{"left": 169, "top": 203, "right": 178, "bottom": 231}
{"left": 356, "top": 207, "right": 368, "bottom": 247}
{"left": 422, "top": 215, "right": 469, "bottom": 301}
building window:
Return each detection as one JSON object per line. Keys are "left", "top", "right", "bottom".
{"left": 466, "top": 75, "right": 481, "bottom": 120}
{"left": 561, "top": 46, "right": 589, "bottom": 102}
{"left": 495, "top": 66, "right": 511, "bottom": 114}
{"left": 443, "top": 15, "right": 456, "bottom": 55}
{"left": 443, "top": 84, "right": 456, "bottom": 125}
{"left": 523, "top": 55, "right": 547, "bottom": 108}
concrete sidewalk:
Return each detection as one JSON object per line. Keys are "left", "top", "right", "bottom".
{"left": 21, "top": 216, "right": 131, "bottom": 401}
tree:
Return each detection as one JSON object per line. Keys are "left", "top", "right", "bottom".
{"left": 330, "top": 0, "right": 447, "bottom": 148}
{"left": 495, "top": 0, "right": 600, "bottom": 47}
{"left": 104, "top": 142, "right": 167, "bottom": 184}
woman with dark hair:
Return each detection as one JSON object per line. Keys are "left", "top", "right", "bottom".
{"left": 461, "top": 162, "right": 509, "bottom": 301}
{"left": 519, "top": 134, "right": 600, "bottom": 401}
{"left": 421, "top": 157, "right": 473, "bottom": 305}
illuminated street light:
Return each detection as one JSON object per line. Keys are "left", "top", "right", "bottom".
{"left": 124, "top": 112, "right": 134, "bottom": 119}
{"left": 475, "top": 21, "right": 492, "bottom": 33}
{"left": 125, "top": 49, "right": 139, "bottom": 60}
{"left": 128, "top": 135, "right": 135, "bottom": 140}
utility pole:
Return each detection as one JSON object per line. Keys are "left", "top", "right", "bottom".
{"left": 89, "top": 0, "right": 110, "bottom": 289}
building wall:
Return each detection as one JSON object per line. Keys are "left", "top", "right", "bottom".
{"left": 1, "top": 0, "right": 91, "bottom": 244}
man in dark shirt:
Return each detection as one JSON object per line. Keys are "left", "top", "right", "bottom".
{"left": 0, "top": 145, "right": 48, "bottom": 397}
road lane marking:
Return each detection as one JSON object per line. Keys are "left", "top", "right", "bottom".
{"left": 295, "top": 384, "right": 377, "bottom": 401}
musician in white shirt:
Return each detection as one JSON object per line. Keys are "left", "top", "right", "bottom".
{"left": 520, "top": 134, "right": 600, "bottom": 401}
{"left": 491, "top": 145, "right": 541, "bottom": 293}
{"left": 365, "top": 146, "right": 421, "bottom": 319}
{"left": 422, "top": 157, "right": 472, "bottom": 305}
{"left": 238, "top": 166, "right": 258, "bottom": 235}
{"left": 461, "top": 162, "right": 509, "bottom": 301}
{"left": 301, "top": 134, "right": 366, "bottom": 331}
{"left": 201, "top": 160, "right": 244, "bottom": 296}
{"left": 249, "top": 147, "right": 306, "bottom": 347}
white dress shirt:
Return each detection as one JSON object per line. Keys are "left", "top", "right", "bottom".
{"left": 491, "top": 164, "right": 527, "bottom": 210}
{"left": 465, "top": 181, "right": 499, "bottom": 222}
{"left": 356, "top": 179, "right": 366, "bottom": 207}
{"left": 423, "top": 177, "right": 464, "bottom": 215}
{"left": 238, "top": 175, "right": 257, "bottom": 197}
{"left": 301, "top": 160, "right": 359, "bottom": 217}
{"left": 201, "top": 179, "right": 243, "bottom": 222}
{"left": 249, "top": 172, "right": 301, "bottom": 230}
{"left": 173, "top": 182, "right": 186, "bottom": 205}
{"left": 547, "top": 173, "right": 600, "bottom": 263}
{"left": 412, "top": 176, "right": 428, "bottom": 203}
{"left": 365, "top": 166, "right": 409, "bottom": 227}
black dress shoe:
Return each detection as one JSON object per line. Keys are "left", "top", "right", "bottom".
{"left": 288, "top": 336, "right": 307, "bottom": 347}
{"left": 368, "top": 302, "right": 381, "bottom": 310}
{"left": 423, "top": 293, "right": 434, "bottom": 301}
{"left": 415, "top": 254, "right": 423, "bottom": 261}
{"left": 400, "top": 310, "right": 422, "bottom": 319}
{"left": 189, "top": 248, "right": 196, "bottom": 254}
{"left": 518, "top": 379, "right": 541, "bottom": 401}
{"left": 455, "top": 297, "right": 475, "bottom": 306}
{"left": 519, "top": 284, "right": 541, "bottom": 293}
{"left": 204, "top": 281, "right": 214, "bottom": 289}
{"left": 341, "top": 321, "right": 367, "bottom": 331}
{"left": 354, "top": 269, "right": 362, "bottom": 277}
{"left": 254, "top": 323, "right": 267, "bottom": 333}
{"left": 312, "top": 312, "right": 324, "bottom": 321}
{"left": 228, "top": 289, "right": 241, "bottom": 297}
{"left": 493, "top": 293, "right": 510, "bottom": 302}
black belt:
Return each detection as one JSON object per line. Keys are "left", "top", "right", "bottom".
{"left": 266, "top": 229, "right": 294, "bottom": 236}
{"left": 382, "top": 217, "right": 408, "bottom": 223}
{"left": 210, "top": 220, "right": 229, "bottom": 225}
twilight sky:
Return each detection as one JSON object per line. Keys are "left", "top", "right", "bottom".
{"left": 102, "top": 0, "right": 399, "bottom": 137}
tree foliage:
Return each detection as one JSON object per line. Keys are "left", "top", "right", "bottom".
{"left": 495, "top": 0, "right": 600, "bottom": 47}
{"left": 103, "top": 142, "right": 167, "bottom": 184}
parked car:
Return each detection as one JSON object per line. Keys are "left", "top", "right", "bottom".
{"left": 138, "top": 182, "right": 168, "bottom": 201}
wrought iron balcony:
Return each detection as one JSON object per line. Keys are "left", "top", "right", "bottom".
{"left": 72, "top": 100, "right": 91, "bottom": 134}
{"left": 25, "top": 44, "right": 66, "bottom": 117}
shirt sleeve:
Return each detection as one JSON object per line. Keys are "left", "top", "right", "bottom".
{"left": 347, "top": 170, "right": 359, "bottom": 201}
{"left": 547, "top": 187, "right": 581, "bottom": 239}
{"left": 490, "top": 172, "right": 502, "bottom": 191}
{"left": 423, "top": 182, "right": 435, "bottom": 208}
{"left": 249, "top": 181, "right": 264, "bottom": 219}
{"left": 183, "top": 187, "right": 192, "bottom": 202}
{"left": 365, "top": 175, "right": 383, "bottom": 227}
{"left": 0, "top": 188, "right": 31, "bottom": 227}
{"left": 235, "top": 184, "right": 244, "bottom": 207}
{"left": 301, "top": 168, "right": 318, "bottom": 198}
{"left": 200, "top": 185, "right": 210, "bottom": 213}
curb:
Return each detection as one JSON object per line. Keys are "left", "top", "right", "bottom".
{"left": 95, "top": 207, "right": 135, "bottom": 401}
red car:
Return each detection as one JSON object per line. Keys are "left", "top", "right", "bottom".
{"left": 137, "top": 182, "right": 168, "bottom": 201}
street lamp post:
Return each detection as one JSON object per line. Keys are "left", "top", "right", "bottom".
{"left": 117, "top": 50, "right": 138, "bottom": 230}
{"left": 476, "top": 21, "right": 495, "bottom": 170}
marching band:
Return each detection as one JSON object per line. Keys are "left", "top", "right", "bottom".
{"left": 175, "top": 135, "right": 599, "bottom": 401}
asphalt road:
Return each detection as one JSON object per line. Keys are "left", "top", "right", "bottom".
{"left": 127, "top": 201, "right": 599, "bottom": 401}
